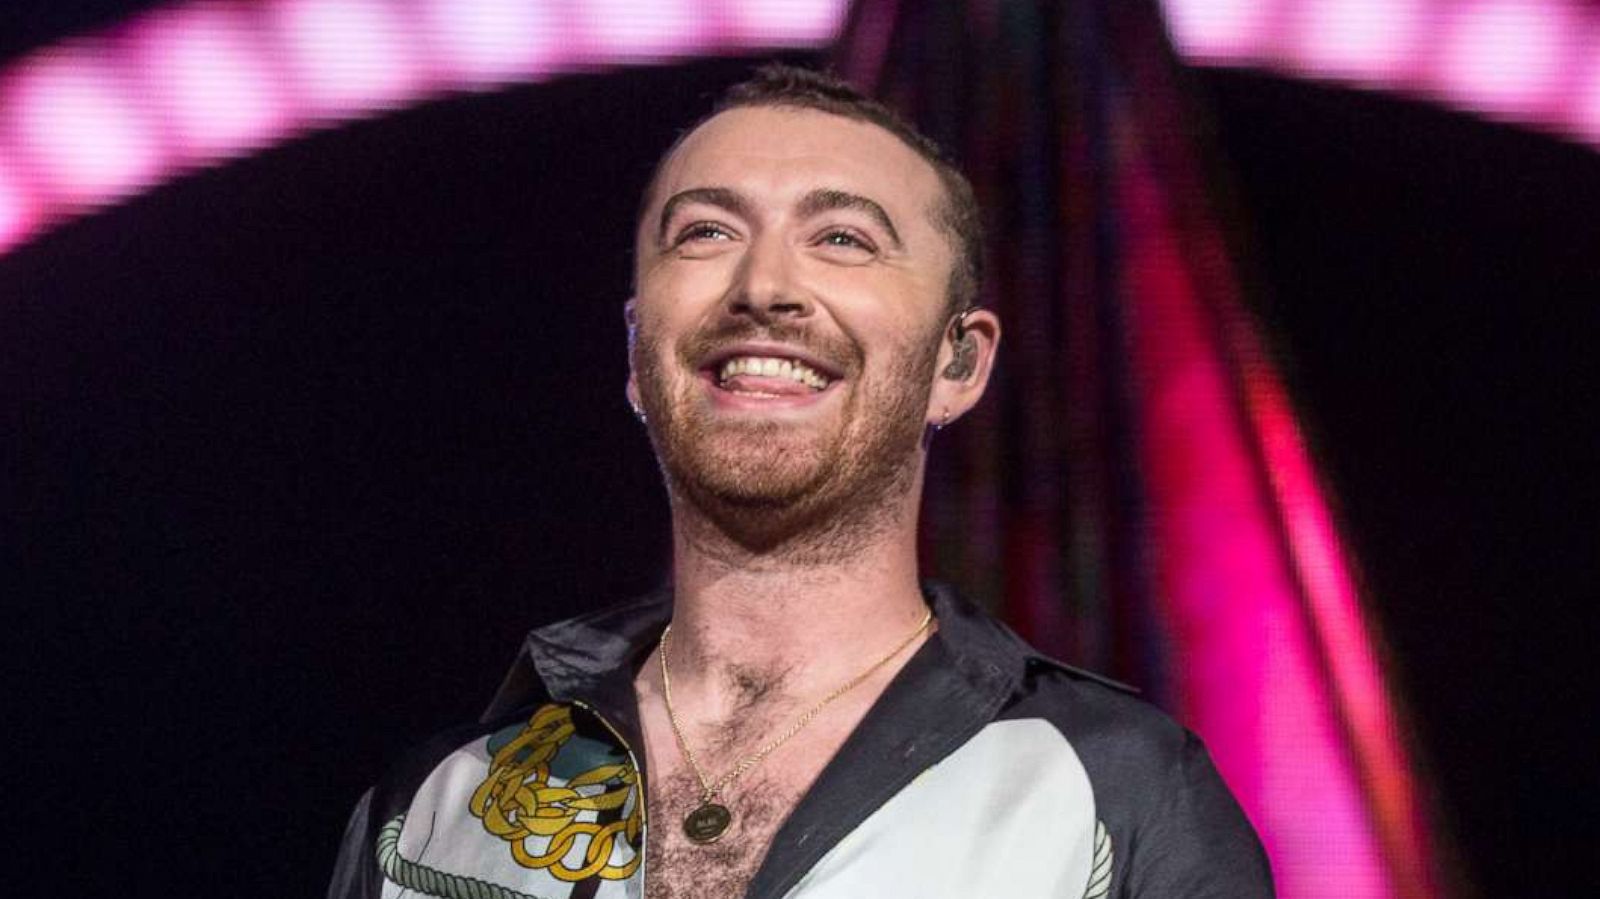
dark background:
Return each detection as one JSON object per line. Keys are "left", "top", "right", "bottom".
{"left": 3, "top": 6, "right": 1596, "bottom": 895}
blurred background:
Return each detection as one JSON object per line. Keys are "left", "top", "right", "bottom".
{"left": 1, "top": 2, "right": 1595, "bottom": 896}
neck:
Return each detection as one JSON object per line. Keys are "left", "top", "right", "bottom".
{"left": 661, "top": 485, "right": 930, "bottom": 718}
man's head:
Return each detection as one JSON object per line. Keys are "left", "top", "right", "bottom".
{"left": 638, "top": 65, "right": 985, "bottom": 318}
{"left": 626, "top": 65, "right": 1000, "bottom": 556}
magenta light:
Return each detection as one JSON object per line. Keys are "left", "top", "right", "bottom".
{"left": 271, "top": 0, "right": 425, "bottom": 119}
{"left": 1574, "top": 40, "right": 1600, "bottom": 143}
{"left": 0, "top": 156, "right": 38, "bottom": 252}
{"left": 1164, "top": 0, "right": 1600, "bottom": 149}
{"left": 1287, "top": 0, "right": 1426, "bottom": 85}
{"left": 128, "top": 4, "right": 293, "bottom": 165}
{"left": 1248, "top": 372, "right": 1435, "bottom": 895}
{"left": 1163, "top": 0, "right": 1284, "bottom": 63}
{"left": 1433, "top": 0, "right": 1579, "bottom": 121}
{"left": 3, "top": 44, "right": 166, "bottom": 208}
{"left": 1, "top": 0, "right": 1596, "bottom": 256}
{"left": 569, "top": 0, "right": 723, "bottom": 63}
{"left": 1111, "top": 86, "right": 1446, "bottom": 885}
{"left": 416, "top": 0, "right": 567, "bottom": 87}
{"left": 1118, "top": 161, "right": 1395, "bottom": 895}
{"left": 724, "top": 0, "right": 852, "bottom": 45}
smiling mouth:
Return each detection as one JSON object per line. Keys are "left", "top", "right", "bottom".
{"left": 714, "top": 355, "right": 835, "bottom": 395}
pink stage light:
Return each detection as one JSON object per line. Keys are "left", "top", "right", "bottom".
{"left": 1287, "top": 0, "right": 1426, "bottom": 85}
{"left": 1162, "top": 0, "right": 1283, "bottom": 63}
{"left": 0, "top": 156, "right": 39, "bottom": 253}
{"left": 724, "top": 0, "right": 852, "bottom": 46}
{"left": 415, "top": 0, "right": 568, "bottom": 87}
{"left": 1247, "top": 367, "right": 1435, "bottom": 895}
{"left": 0, "top": 0, "right": 1594, "bottom": 258}
{"left": 127, "top": 3, "right": 293, "bottom": 165}
{"left": 1119, "top": 143, "right": 1436, "bottom": 896}
{"left": 1433, "top": 0, "right": 1579, "bottom": 121}
{"left": 568, "top": 0, "right": 722, "bottom": 63}
{"left": 270, "top": 0, "right": 426, "bottom": 119}
{"left": 1574, "top": 33, "right": 1600, "bottom": 145}
{"left": 2, "top": 43, "right": 166, "bottom": 208}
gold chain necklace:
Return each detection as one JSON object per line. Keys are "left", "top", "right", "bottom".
{"left": 658, "top": 608, "right": 934, "bottom": 844}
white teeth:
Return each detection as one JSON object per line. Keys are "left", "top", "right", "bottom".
{"left": 716, "top": 355, "right": 832, "bottom": 390}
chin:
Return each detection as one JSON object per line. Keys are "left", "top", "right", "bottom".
{"left": 679, "top": 437, "right": 834, "bottom": 509}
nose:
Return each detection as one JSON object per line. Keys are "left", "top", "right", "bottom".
{"left": 726, "top": 232, "right": 812, "bottom": 322}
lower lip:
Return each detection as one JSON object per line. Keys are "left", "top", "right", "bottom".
{"left": 700, "top": 371, "right": 838, "bottom": 412}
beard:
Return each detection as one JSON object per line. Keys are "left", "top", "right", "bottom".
{"left": 632, "top": 316, "right": 940, "bottom": 559}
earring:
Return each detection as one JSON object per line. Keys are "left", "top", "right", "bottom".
{"left": 630, "top": 400, "right": 647, "bottom": 424}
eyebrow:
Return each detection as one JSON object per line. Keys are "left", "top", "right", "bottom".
{"left": 656, "top": 187, "right": 752, "bottom": 246}
{"left": 655, "top": 186, "right": 905, "bottom": 250}
{"left": 796, "top": 188, "right": 903, "bottom": 250}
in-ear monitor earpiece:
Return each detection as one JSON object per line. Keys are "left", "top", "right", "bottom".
{"left": 942, "top": 307, "right": 979, "bottom": 381}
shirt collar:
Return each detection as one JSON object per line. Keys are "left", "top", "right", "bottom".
{"left": 485, "top": 579, "right": 1130, "bottom": 723}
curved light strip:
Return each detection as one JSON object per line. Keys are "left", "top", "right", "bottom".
{"left": 0, "top": 0, "right": 1594, "bottom": 255}
{"left": 2, "top": 0, "right": 1597, "bottom": 257}
{"left": 1166, "top": 0, "right": 1600, "bottom": 141}
{"left": 0, "top": 0, "right": 850, "bottom": 254}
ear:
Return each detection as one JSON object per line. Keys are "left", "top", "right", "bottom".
{"left": 624, "top": 297, "right": 639, "bottom": 350}
{"left": 926, "top": 307, "right": 1000, "bottom": 428}
{"left": 624, "top": 298, "right": 642, "bottom": 413}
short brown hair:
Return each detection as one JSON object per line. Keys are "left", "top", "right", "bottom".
{"left": 640, "top": 64, "right": 983, "bottom": 316}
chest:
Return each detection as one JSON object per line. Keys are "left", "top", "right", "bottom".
{"left": 636, "top": 699, "right": 866, "bottom": 899}
{"left": 643, "top": 765, "right": 803, "bottom": 899}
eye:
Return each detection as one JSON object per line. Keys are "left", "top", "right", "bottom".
{"left": 673, "top": 221, "right": 737, "bottom": 245}
{"left": 813, "top": 227, "right": 878, "bottom": 254}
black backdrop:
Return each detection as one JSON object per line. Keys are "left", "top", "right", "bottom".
{"left": 2, "top": 46, "right": 1596, "bottom": 899}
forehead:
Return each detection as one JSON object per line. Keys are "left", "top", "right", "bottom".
{"left": 646, "top": 106, "right": 945, "bottom": 226}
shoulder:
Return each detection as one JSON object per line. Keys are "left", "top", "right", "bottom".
{"left": 998, "top": 666, "right": 1274, "bottom": 896}
{"left": 1002, "top": 662, "right": 1224, "bottom": 819}
{"left": 1006, "top": 660, "right": 1190, "bottom": 768}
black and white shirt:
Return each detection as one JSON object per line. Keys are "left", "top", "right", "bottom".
{"left": 328, "top": 583, "right": 1274, "bottom": 898}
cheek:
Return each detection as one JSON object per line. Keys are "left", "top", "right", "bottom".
{"left": 641, "top": 252, "right": 741, "bottom": 302}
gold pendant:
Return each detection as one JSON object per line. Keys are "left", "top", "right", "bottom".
{"left": 683, "top": 801, "right": 732, "bottom": 843}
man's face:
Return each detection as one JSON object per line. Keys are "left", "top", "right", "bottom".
{"left": 628, "top": 105, "right": 958, "bottom": 540}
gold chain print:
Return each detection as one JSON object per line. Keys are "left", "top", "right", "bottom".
{"left": 468, "top": 704, "right": 642, "bottom": 882}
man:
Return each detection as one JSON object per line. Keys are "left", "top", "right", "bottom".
{"left": 329, "top": 65, "right": 1273, "bottom": 899}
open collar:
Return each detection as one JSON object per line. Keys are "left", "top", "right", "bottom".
{"left": 483, "top": 582, "right": 1127, "bottom": 899}
{"left": 485, "top": 582, "right": 1075, "bottom": 720}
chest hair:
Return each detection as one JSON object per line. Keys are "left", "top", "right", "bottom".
{"left": 644, "top": 765, "right": 804, "bottom": 899}
{"left": 635, "top": 654, "right": 891, "bottom": 897}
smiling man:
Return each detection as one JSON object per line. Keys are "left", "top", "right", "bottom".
{"left": 329, "top": 65, "right": 1273, "bottom": 899}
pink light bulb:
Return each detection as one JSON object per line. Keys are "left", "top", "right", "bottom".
{"left": 1434, "top": 0, "right": 1579, "bottom": 122}
{"left": 1570, "top": 27, "right": 1600, "bottom": 146}
{"left": 270, "top": 0, "right": 426, "bottom": 120}
{"left": 0, "top": 154, "right": 40, "bottom": 252}
{"left": 128, "top": 4, "right": 293, "bottom": 165}
{"left": 569, "top": 0, "right": 718, "bottom": 63}
{"left": 1162, "top": 0, "right": 1282, "bottom": 63}
{"left": 3, "top": 44, "right": 166, "bottom": 208}
{"left": 1288, "top": 0, "right": 1425, "bottom": 85}
{"left": 415, "top": 0, "right": 569, "bottom": 87}
{"left": 724, "top": 0, "right": 851, "bottom": 46}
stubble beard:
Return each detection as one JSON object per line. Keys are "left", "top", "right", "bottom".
{"left": 633, "top": 321, "right": 939, "bottom": 563}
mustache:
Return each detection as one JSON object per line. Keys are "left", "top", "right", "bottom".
{"left": 678, "top": 320, "right": 861, "bottom": 373}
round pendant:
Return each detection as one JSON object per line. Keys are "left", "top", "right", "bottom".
{"left": 683, "top": 802, "right": 732, "bottom": 843}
